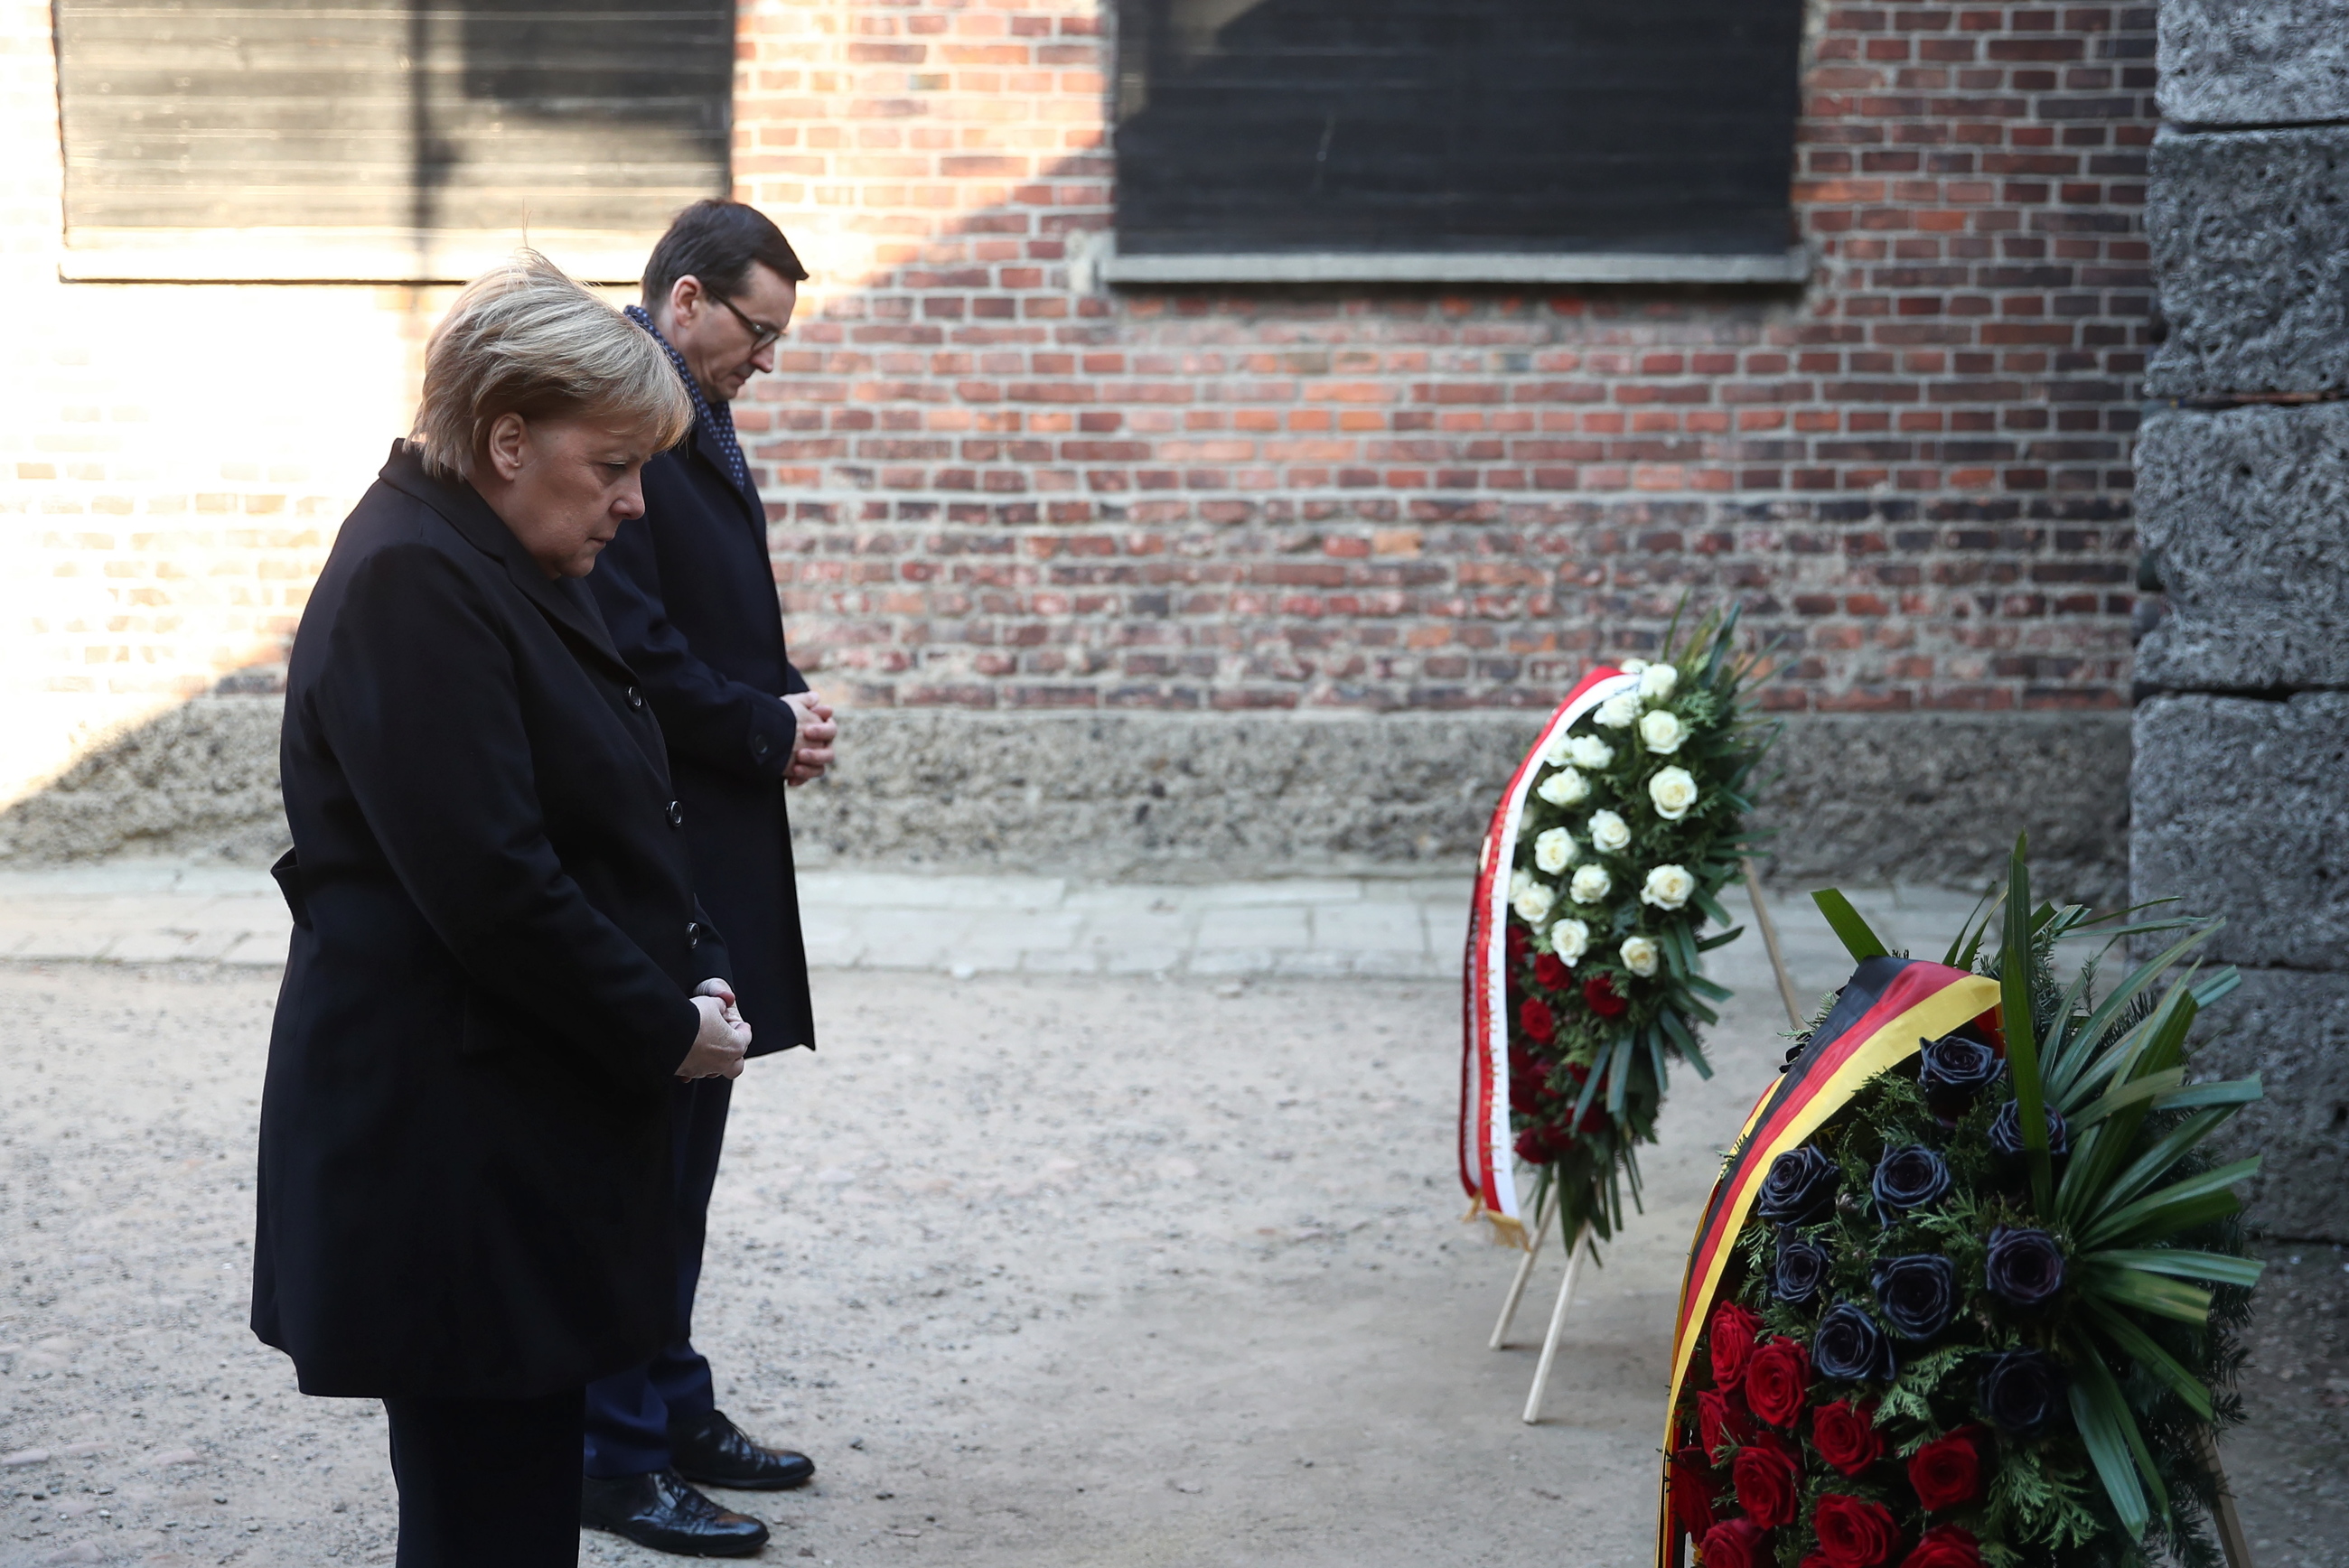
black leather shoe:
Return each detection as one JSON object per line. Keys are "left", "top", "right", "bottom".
{"left": 671, "top": 1409, "right": 817, "bottom": 1491}
{"left": 581, "top": 1469, "right": 770, "bottom": 1557}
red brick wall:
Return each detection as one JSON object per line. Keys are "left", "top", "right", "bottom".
{"left": 734, "top": 0, "right": 2155, "bottom": 714}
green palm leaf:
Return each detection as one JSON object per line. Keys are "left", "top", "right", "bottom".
{"left": 1812, "top": 888, "right": 1889, "bottom": 961}
{"left": 2082, "top": 1158, "right": 2260, "bottom": 1250}
{"left": 2043, "top": 923, "right": 2221, "bottom": 1111}
{"left": 2069, "top": 1350, "right": 2160, "bottom": 1537}
{"left": 2074, "top": 1298, "right": 2213, "bottom": 1422}
{"left": 2082, "top": 1247, "right": 2266, "bottom": 1289}
{"left": 1998, "top": 838, "right": 2054, "bottom": 1212}
{"left": 2075, "top": 1260, "right": 2213, "bottom": 1324}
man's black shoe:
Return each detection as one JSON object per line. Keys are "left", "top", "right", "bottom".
{"left": 671, "top": 1409, "right": 817, "bottom": 1491}
{"left": 581, "top": 1469, "right": 770, "bottom": 1557}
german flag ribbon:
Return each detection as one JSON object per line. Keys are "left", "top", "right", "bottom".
{"left": 1458, "top": 665, "right": 1635, "bottom": 1242}
{"left": 1654, "top": 955, "right": 2000, "bottom": 1566}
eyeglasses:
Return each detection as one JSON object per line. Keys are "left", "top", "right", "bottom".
{"left": 712, "top": 293, "right": 783, "bottom": 351}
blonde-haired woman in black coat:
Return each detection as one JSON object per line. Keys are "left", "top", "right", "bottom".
{"left": 252, "top": 253, "right": 759, "bottom": 1568}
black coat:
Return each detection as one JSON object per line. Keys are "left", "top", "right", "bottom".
{"left": 252, "top": 444, "right": 732, "bottom": 1400}
{"left": 586, "top": 416, "right": 815, "bottom": 1057}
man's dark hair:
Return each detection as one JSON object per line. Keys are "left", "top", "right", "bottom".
{"left": 641, "top": 199, "right": 808, "bottom": 307}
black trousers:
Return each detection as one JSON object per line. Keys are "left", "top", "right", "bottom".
{"left": 582, "top": 1075, "right": 733, "bottom": 1477}
{"left": 384, "top": 1386, "right": 585, "bottom": 1568}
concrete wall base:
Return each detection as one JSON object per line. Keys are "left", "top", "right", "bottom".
{"left": 0, "top": 700, "right": 2131, "bottom": 904}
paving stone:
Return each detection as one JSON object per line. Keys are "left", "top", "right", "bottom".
{"left": 1308, "top": 901, "right": 1430, "bottom": 953}
{"left": 2130, "top": 692, "right": 2349, "bottom": 969}
{"left": 2135, "top": 402, "right": 2349, "bottom": 692}
{"left": 1190, "top": 906, "right": 1310, "bottom": 949}
{"left": 2147, "top": 125, "right": 2349, "bottom": 398}
{"left": 2190, "top": 966, "right": 2349, "bottom": 1243}
{"left": 2158, "top": 0, "right": 2349, "bottom": 126}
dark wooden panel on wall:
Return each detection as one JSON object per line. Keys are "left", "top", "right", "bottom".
{"left": 1113, "top": 0, "right": 1804, "bottom": 257}
{"left": 54, "top": 2, "right": 735, "bottom": 235}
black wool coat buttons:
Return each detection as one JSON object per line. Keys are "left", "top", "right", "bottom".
{"left": 666, "top": 800, "right": 684, "bottom": 827}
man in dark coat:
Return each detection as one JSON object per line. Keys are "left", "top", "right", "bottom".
{"left": 578, "top": 199, "right": 837, "bottom": 1556}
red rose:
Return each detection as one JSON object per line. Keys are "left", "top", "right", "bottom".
{"left": 1708, "top": 1303, "right": 1764, "bottom": 1386}
{"left": 1700, "top": 1517, "right": 1771, "bottom": 1568}
{"left": 1696, "top": 1388, "right": 1752, "bottom": 1460}
{"left": 1743, "top": 1337, "right": 1811, "bottom": 1429}
{"left": 1669, "top": 1446, "right": 1719, "bottom": 1542}
{"left": 1584, "top": 973, "right": 1628, "bottom": 1018}
{"left": 1732, "top": 1440, "right": 1800, "bottom": 1529}
{"left": 1508, "top": 1051, "right": 1546, "bottom": 1114}
{"left": 1519, "top": 995, "right": 1556, "bottom": 1041}
{"left": 1533, "top": 952, "right": 1569, "bottom": 989}
{"left": 1513, "top": 1123, "right": 1572, "bottom": 1163}
{"left": 1813, "top": 1494, "right": 1902, "bottom": 1568}
{"left": 1810, "top": 1400, "right": 1885, "bottom": 1478}
{"left": 1898, "top": 1526, "right": 1983, "bottom": 1568}
{"left": 1907, "top": 1429, "right": 1983, "bottom": 1512}
{"left": 1506, "top": 924, "right": 1530, "bottom": 963}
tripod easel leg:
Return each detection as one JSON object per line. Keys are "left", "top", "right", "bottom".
{"left": 1742, "top": 855, "right": 1804, "bottom": 1031}
{"left": 2198, "top": 1430, "right": 2256, "bottom": 1568}
{"left": 1489, "top": 1187, "right": 1557, "bottom": 1349}
{"left": 1521, "top": 1222, "right": 1593, "bottom": 1423}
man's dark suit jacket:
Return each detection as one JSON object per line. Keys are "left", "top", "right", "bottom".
{"left": 253, "top": 443, "right": 731, "bottom": 1399}
{"left": 588, "top": 412, "right": 817, "bottom": 1058}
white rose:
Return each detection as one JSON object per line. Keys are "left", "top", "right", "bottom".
{"left": 1549, "top": 918, "right": 1590, "bottom": 966}
{"left": 1538, "top": 729, "right": 1575, "bottom": 766}
{"left": 1537, "top": 766, "right": 1590, "bottom": 807}
{"left": 1533, "top": 827, "right": 1576, "bottom": 874}
{"left": 1640, "top": 663, "right": 1679, "bottom": 701}
{"left": 1621, "top": 934, "right": 1661, "bottom": 977}
{"left": 1619, "top": 658, "right": 1649, "bottom": 675}
{"left": 1568, "top": 735, "right": 1613, "bottom": 770}
{"left": 1588, "top": 808, "right": 1632, "bottom": 854}
{"left": 1596, "top": 691, "right": 1640, "bottom": 730}
{"left": 1512, "top": 880, "right": 1556, "bottom": 926}
{"left": 1638, "top": 708, "right": 1687, "bottom": 755}
{"left": 1569, "top": 863, "right": 1612, "bottom": 904}
{"left": 1641, "top": 863, "right": 1696, "bottom": 911}
{"left": 1510, "top": 869, "right": 1533, "bottom": 900}
{"left": 1648, "top": 766, "right": 1699, "bottom": 821}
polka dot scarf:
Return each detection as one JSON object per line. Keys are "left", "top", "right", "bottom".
{"left": 624, "top": 303, "right": 749, "bottom": 491}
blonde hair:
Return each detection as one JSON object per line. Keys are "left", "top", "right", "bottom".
{"left": 410, "top": 250, "right": 693, "bottom": 480}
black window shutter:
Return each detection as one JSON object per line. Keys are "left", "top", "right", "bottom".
{"left": 55, "top": 1, "right": 734, "bottom": 278}
{"left": 1113, "top": 0, "right": 1805, "bottom": 259}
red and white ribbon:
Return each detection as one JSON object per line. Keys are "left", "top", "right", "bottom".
{"left": 1458, "top": 666, "right": 1639, "bottom": 1238}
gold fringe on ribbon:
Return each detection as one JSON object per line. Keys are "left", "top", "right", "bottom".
{"left": 1461, "top": 1198, "right": 1530, "bottom": 1251}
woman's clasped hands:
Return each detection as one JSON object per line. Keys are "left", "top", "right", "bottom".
{"left": 678, "top": 978, "right": 753, "bottom": 1079}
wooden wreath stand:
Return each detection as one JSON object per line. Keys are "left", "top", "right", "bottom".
{"left": 1488, "top": 865, "right": 2261, "bottom": 1568}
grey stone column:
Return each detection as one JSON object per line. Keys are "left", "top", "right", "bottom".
{"left": 2135, "top": 1, "right": 2349, "bottom": 1241}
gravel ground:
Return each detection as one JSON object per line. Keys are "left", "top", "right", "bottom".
{"left": 1, "top": 961, "right": 2343, "bottom": 1568}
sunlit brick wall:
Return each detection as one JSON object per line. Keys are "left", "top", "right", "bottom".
{"left": 0, "top": 0, "right": 2156, "bottom": 816}
{"left": 736, "top": 0, "right": 2156, "bottom": 715}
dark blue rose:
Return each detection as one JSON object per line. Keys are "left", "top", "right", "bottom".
{"left": 1772, "top": 1234, "right": 1832, "bottom": 1307}
{"left": 1755, "top": 1145, "right": 1840, "bottom": 1227}
{"left": 1985, "top": 1226, "right": 2067, "bottom": 1308}
{"left": 1917, "top": 1033, "right": 2004, "bottom": 1121}
{"left": 1811, "top": 1301, "right": 1899, "bottom": 1383}
{"left": 1870, "top": 1254, "right": 1957, "bottom": 1340}
{"left": 1977, "top": 1349, "right": 2068, "bottom": 1435}
{"left": 1871, "top": 1144, "right": 1952, "bottom": 1223}
{"left": 1989, "top": 1100, "right": 2071, "bottom": 1161}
